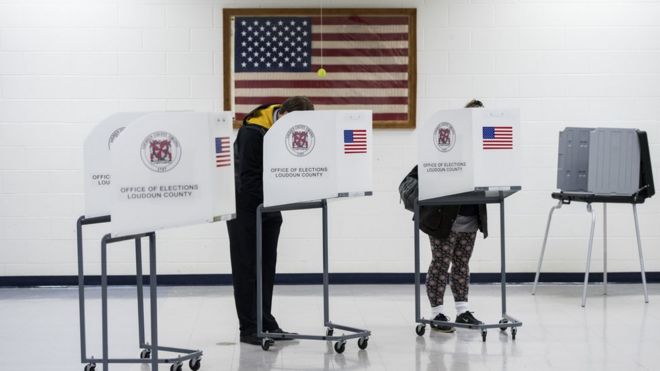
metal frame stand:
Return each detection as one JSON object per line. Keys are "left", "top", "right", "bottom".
{"left": 76, "top": 216, "right": 203, "bottom": 371}
{"left": 256, "top": 200, "right": 371, "bottom": 354}
{"left": 413, "top": 190, "right": 523, "bottom": 342}
{"left": 531, "top": 196, "right": 650, "bottom": 307}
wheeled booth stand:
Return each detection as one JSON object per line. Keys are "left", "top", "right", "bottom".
{"left": 256, "top": 199, "right": 372, "bottom": 354}
{"left": 413, "top": 189, "right": 523, "bottom": 342}
{"left": 531, "top": 192, "right": 650, "bottom": 307}
{"left": 77, "top": 111, "right": 236, "bottom": 370}
{"left": 77, "top": 215, "right": 203, "bottom": 371}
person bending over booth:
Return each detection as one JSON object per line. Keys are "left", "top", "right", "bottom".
{"left": 227, "top": 96, "right": 315, "bottom": 345}
{"left": 424, "top": 99, "right": 489, "bottom": 332}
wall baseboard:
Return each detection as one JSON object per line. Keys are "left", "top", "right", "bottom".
{"left": 0, "top": 272, "right": 658, "bottom": 287}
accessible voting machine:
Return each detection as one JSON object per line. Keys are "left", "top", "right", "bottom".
{"left": 533, "top": 127, "right": 655, "bottom": 307}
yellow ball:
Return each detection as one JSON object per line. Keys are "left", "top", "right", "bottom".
{"left": 317, "top": 68, "right": 327, "bottom": 77}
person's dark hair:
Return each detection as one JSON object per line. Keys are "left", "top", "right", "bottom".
{"left": 465, "top": 99, "right": 483, "bottom": 108}
{"left": 281, "top": 96, "right": 314, "bottom": 113}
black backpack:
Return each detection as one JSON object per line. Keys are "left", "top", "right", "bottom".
{"left": 399, "top": 165, "right": 418, "bottom": 211}
{"left": 400, "top": 165, "right": 455, "bottom": 238}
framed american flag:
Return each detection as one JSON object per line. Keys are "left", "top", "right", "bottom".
{"left": 222, "top": 8, "right": 417, "bottom": 129}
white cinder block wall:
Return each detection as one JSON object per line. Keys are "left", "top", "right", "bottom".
{"left": 1, "top": 0, "right": 659, "bottom": 277}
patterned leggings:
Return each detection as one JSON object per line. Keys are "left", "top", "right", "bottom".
{"left": 426, "top": 231, "right": 477, "bottom": 307}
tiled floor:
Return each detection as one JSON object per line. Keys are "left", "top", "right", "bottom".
{"left": 0, "top": 283, "right": 658, "bottom": 370}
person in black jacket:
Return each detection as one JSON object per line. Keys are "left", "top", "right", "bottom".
{"left": 227, "top": 96, "right": 314, "bottom": 345}
{"left": 425, "top": 99, "right": 489, "bottom": 332}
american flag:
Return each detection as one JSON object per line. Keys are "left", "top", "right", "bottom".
{"left": 215, "top": 137, "right": 231, "bottom": 167}
{"left": 233, "top": 15, "right": 410, "bottom": 123}
{"left": 343, "top": 129, "right": 367, "bottom": 154}
{"left": 482, "top": 126, "right": 513, "bottom": 150}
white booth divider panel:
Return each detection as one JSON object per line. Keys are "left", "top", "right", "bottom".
{"left": 418, "top": 108, "right": 522, "bottom": 200}
{"left": 472, "top": 109, "right": 522, "bottom": 190}
{"left": 263, "top": 110, "right": 373, "bottom": 207}
{"left": 210, "top": 113, "right": 237, "bottom": 223}
{"left": 263, "top": 111, "right": 338, "bottom": 207}
{"left": 335, "top": 110, "right": 373, "bottom": 196}
{"left": 83, "top": 112, "right": 149, "bottom": 218}
{"left": 110, "top": 111, "right": 236, "bottom": 237}
{"left": 418, "top": 109, "right": 475, "bottom": 200}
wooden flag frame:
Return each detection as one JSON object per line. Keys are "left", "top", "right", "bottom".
{"left": 222, "top": 8, "right": 417, "bottom": 129}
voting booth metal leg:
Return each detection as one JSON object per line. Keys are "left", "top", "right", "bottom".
{"left": 413, "top": 201, "right": 422, "bottom": 332}
{"left": 147, "top": 233, "right": 160, "bottom": 371}
{"left": 603, "top": 204, "right": 608, "bottom": 295}
{"left": 498, "top": 194, "right": 508, "bottom": 319}
{"left": 632, "top": 204, "right": 650, "bottom": 303}
{"left": 581, "top": 204, "right": 597, "bottom": 307}
{"left": 134, "top": 238, "right": 148, "bottom": 355}
{"left": 534, "top": 201, "right": 649, "bottom": 306}
{"left": 77, "top": 219, "right": 202, "bottom": 371}
{"left": 531, "top": 200, "right": 563, "bottom": 295}
{"left": 322, "top": 201, "right": 331, "bottom": 329}
{"left": 77, "top": 216, "right": 91, "bottom": 365}
{"left": 495, "top": 192, "right": 522, "bottom": 337}
{"left": 413, "top": 193, "right": 522, "bottom": 342}
{"left": 77, "top": 215, "right": 111, "bottom": 369}
{"left": 256, "top": 201, "right": 371, "bottom": 353}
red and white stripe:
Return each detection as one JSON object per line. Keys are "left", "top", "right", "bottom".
{"left": 216, "top": 154, "right": 231, "bottom": 167}
{"left": 483, "top": 126, "right": 513, "bottom": 150}
{"left": 233, "top": 16, "right": 410, "bottom": 123}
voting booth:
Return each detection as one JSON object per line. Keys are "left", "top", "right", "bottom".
{"left": 77, "top": 111, "right": 235, "bottom": 371}
{"left": 83, "top": 112, "right": 149, "bottom": 218}
{"left": 533, "top": 127, "right": 654, "bottom": 307}
{"left": 413, "top": 108, "right": 523, "bottom": 341}
{"left": 556, "top": 127, "right": 654, "bottom": 196}
{"left": 78, "top": 112, "right": 144, "bottom": 371}
{"left": 110, "top": 111, "right": 236, "bottom": 236}
{"left": 263, "top": 110, "right": 372, "bottom": 206}
{"left": 417, "top": 108, "right": 522, "bottom": 199}
{"left": 256, "top": 110, "right": 372, "bottom": 353}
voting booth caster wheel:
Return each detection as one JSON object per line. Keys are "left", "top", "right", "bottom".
{"left": 511, "top": 328, "right": 517, "bottom": 340}
{"left": 189, "top": 357, "right": 202, "bottom": 371}
{"left": 499, "top": 319, "right": 509, "bottom": 332}
{"left": 326, "top": 328, "right": 334, "bottom": 337}
{"left": 84, "top": 363, "right": 96, "bottom": 371}
{"left": 261, "top": 338, "right": 274, "bottom": 351}
{"left": 139, "top": 349, "right": 151, "bottom": 359}
{"left": 415, "top": 324, "right": 426, "bottom": 336}
{"left": 481, "top": 330, "right": 487, "bottom": 342}
{"left": 333, "top": 340, "right": 346, "bottom": 354}
{"left": 169, "top": 362, "right": 183, "bottom": 371}
{"left": 357, "top": 337, "right": 369, "bottom": 350}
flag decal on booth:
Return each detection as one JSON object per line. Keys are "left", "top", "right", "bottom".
{"left": 215, "top": 137, "right": 231, "bottom": 167}
{"left": 344, "top": 129, "right": 367, "bottom": 154}
{"left": 482, "top": 126, "right": 513, "bottom": 150}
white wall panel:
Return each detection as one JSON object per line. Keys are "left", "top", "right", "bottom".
{"left": 0, "top": 0, "right": 658, "bottom": 276}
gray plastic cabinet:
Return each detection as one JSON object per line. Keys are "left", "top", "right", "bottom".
{"left": 558, "top": 127, "right": 642, "bottom": 195}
